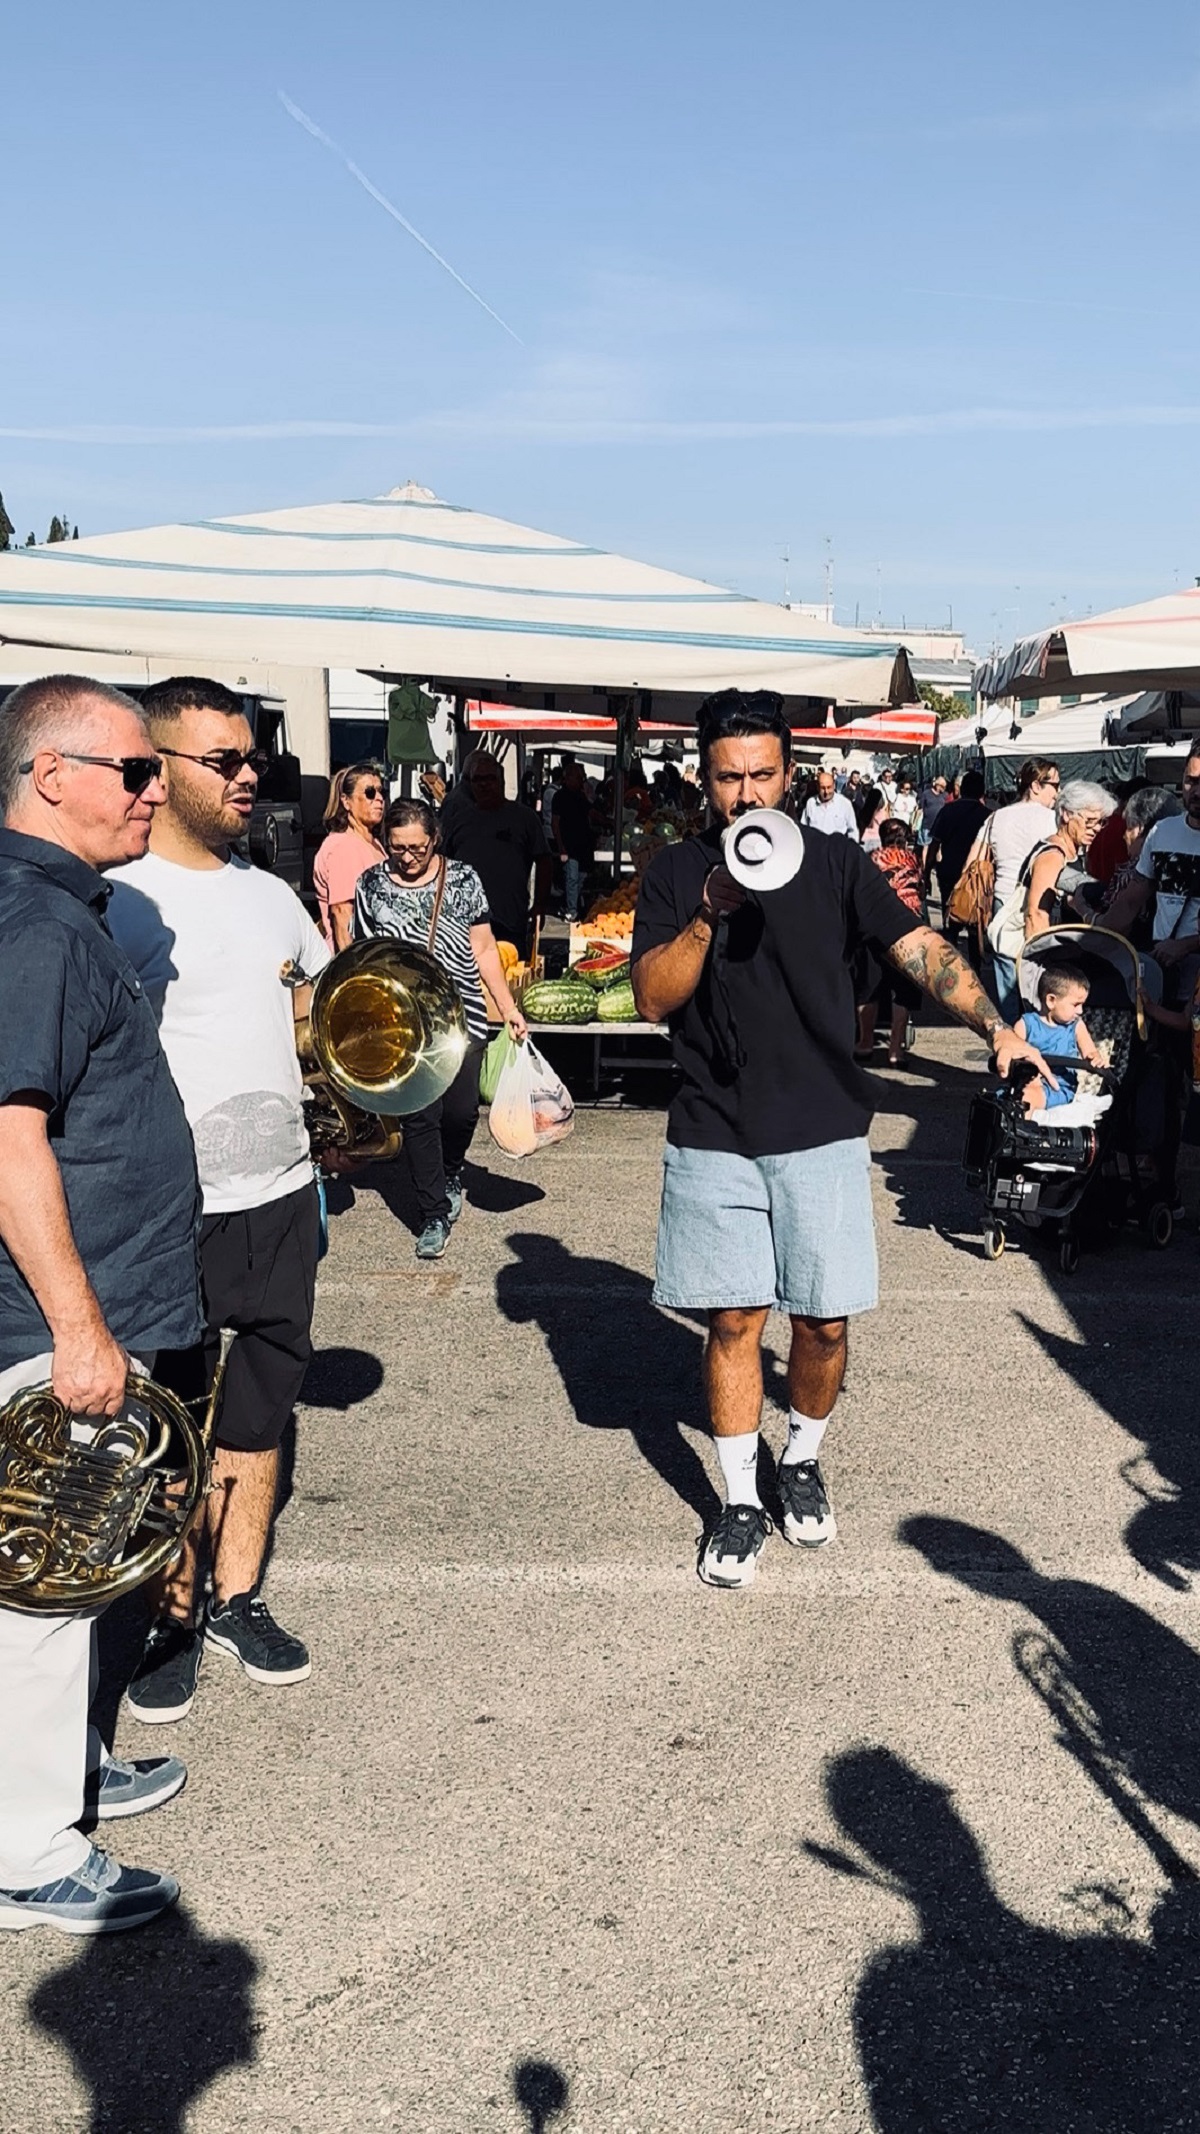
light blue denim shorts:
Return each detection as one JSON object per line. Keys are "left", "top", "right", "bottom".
{"left": 653, "top": 1137, "right": 879, "bottom": 1318}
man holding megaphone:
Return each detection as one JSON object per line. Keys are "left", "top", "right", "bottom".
{"left": 631, "top": 690, "right": 1048, "bottom": 1590}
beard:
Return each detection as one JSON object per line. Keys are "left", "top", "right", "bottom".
{"left": 169, "top": 770, "right": 246, "bottom": 848}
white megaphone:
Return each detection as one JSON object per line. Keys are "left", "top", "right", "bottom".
{"left": 721, "top": 808, "right": 805, "bottom": 894}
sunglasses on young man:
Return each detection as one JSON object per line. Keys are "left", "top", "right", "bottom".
{"left": 19, "top": 751, "right": 164, "bottom": 795}
{"left": 158, "top": 746, "right": 271, "bottom": 780}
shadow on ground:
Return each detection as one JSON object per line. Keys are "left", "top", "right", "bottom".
{"left": 323, "top": 1150, "right": 544, "bottom": 1238}
{"left": 875, "top": 1027, "right": 1200, "bottom": 1590}
{"left": 810, "top": 1512, "right": 1200, "bottom": 2125}
{"left": 813, "top": 1744, "right": 1200, "bottom": 2133}
{"left": 29, "top": 1903, "right": 257, "bottom": 2134}
{"left": 494, "top": 1232, "right": 792, "bottom": 1528}
{"left": 513, "top": 2057, "right": 570, "bottom": 2131}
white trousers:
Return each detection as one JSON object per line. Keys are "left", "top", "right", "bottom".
{"left": 0, "top": 1351, "right": 146, "bottom": 1890}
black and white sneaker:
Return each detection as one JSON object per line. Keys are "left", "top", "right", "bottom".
{"left": 777, "top": 1458, "right": 837, "bottom": 1548}
{"left": 204, "top": 1593, "right": 311, "bottom": 1685}
{"left": 446, "top": 1172, "right": 465, "bottom": 1224}
{"left": 698, "top": 1503, "right": 774, "bottom": 1589}
{"left": 125, "top": 1618, "right": 202, "bottom": 1725}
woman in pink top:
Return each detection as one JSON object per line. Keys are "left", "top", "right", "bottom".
{"left": 312, "top": 762, "right": 387, "bottom": 949}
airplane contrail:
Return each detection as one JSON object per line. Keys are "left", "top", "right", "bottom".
{"left": 278, "top": 90, "right": 523, "bottom": 345}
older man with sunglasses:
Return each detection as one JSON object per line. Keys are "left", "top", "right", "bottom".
{"left": 107, "top": 677, "right": 330, "bottom": 1724}
{"left": 0, "top": 674, "right": 202, "bottom": 1933}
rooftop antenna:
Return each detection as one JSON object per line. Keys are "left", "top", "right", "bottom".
{"left": 823, "top": 535, "right": 833, "bottom": 619}
{"left": 782, "top": 544, "right": 791, "bottom": 608}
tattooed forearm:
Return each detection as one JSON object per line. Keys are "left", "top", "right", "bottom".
{"left": 886, "top": 927, "right": 1006, "bottom": 1039}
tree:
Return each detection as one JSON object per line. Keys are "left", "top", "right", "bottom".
{"left": 24, "top": 531, "right": 35, "bottom": 547}
{"left": 0, "top": 492, "right": 13, "bottom": 551}
{"left": 47, "top": 516, "right": 66, "bottom": 544}
{"left": 72, "top": 525, "right": 79, "bottom": 540}
{"left": 917, "top": 682, "right": 973, "bottom": 718}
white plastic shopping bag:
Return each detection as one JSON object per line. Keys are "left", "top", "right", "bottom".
{"left": 487, "top": 1038, "right": 575, "bottom": 1157}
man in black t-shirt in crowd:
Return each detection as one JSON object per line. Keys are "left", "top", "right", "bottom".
{"left": 552, "top": 761, "right": 595, "bottom": 921}
{"left": 632, "top": 692, "right": 1046, "bottom": 1590}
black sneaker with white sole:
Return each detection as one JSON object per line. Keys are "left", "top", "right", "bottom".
{"left": 204, "top": 1593, "right": 311, "bottom": 1684}
{"left": 777, "top": 1458, "right": 837, "bottom": 1548}
{"left": 698, "top": 1502, "right": 774, "bottom": 1589}
{"left": 125, "top": 1618, "right": 202, "bottom": 1724}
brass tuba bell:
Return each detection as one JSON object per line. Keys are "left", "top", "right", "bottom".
{"left": 291, "top": 939, "right": 469, "bottom": 1160}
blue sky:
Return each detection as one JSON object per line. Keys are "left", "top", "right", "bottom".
{"left": 3, "top": 0, "right": 1198, "bottom": 652}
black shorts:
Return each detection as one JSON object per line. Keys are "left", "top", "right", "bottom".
{"left": 156, "top": 1181, "right": 319, "bottom": 1454}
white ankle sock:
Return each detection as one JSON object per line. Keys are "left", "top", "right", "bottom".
{"left": 780, "top": 1408, "right": 829, "bottom": 1467}
{"left": 715, "top": 1430, "right": 762, "bottom": 1507}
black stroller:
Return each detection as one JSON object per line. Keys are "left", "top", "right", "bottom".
{"left": 963, "top": 926, "right": 1177, "bottom": 1275}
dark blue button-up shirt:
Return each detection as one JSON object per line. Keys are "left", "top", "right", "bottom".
{"left": 0, "top": 829, "right": 202, "bottom": 1369}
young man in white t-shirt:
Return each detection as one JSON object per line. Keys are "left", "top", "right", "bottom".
{"left": 107, "top": 678, "right": 331, "bottom": 1723}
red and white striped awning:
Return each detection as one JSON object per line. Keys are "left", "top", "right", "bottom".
{"left": 789, "top": 705, "right": 938, "bottom": 750}
{"left": 467, "top": 700, "right": 938, "bottom": 746}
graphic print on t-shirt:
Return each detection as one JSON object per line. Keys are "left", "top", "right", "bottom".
{"left": 191, "top": 1091, "right": 310, "bottom": 1195}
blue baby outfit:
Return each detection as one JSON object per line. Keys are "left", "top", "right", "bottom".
{"left": 1022, "top": 1008, "right": 1084, "bottom": 1109}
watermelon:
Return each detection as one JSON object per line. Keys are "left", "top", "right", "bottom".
{"left": 573, "top": 943, "right": 629, "bottom": 985}
{"left": 596, "top": 981, "right": 638, "bottom": 1023}
{"left": 521, "top": 979, "right": 596, "bottom": 1025}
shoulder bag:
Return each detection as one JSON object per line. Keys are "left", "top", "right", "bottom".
{"left": 946, "top": 815, "right": 996, "bottom": 939}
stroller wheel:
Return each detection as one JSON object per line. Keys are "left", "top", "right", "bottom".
{"left": 1146, "top": 1201, "right": 1175, "bottom": 1250}
{"left": 1059, "top": 1234, "right": 1080, "bottom": 1276}
{"left": 982, "top": 1222, "right": 1006, "bottom": 1261}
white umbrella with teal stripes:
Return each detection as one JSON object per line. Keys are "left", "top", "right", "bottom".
{"left": 0, "top": 484, "right": 912, "bottom": 715}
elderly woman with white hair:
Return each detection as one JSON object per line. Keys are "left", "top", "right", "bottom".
{"left": 1022, "top": 780, "right": 1117, "bottom": 940}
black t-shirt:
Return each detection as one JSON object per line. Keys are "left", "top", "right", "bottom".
{"left": 931, "top": 798, "right": 989, "bottom": 882}
{"left": 553, "top": 787, "right": 595, "bottom": 862}
{"left": 632, "top": 824, "right": 919, "bottom": 1157}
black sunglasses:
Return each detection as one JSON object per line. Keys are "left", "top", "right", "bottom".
{"left": 20, "top": 750, "right": 164, "bottom": 795}
{"left": 356, "top": 783, "right": 384, "bottom": 800}
{"left": 158, "top": 746, "right": 270, "bottom": 780}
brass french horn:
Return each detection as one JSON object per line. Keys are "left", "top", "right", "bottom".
{"left": 289, "top": 939, "right": 469, "bottom": 1161}
{"left": 0, "top": 1340, "right": 231, "bottom": 1616}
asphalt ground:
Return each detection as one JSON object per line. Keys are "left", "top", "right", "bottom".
{"left": 6, "top": 1019, "right": 1200, "bottom": 2133}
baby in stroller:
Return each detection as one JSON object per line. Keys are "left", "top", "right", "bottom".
{"left": 1014, "top": 963, "right": 1104, "bottom": 1113}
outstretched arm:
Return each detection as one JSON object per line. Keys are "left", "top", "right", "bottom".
{"left": 885, "top": 925, "right": 1056, "bottom": 1085}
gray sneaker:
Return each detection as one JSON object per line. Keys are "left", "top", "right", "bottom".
{"left": 446, "top": 1172, "right": 465, "bottom": 1224}
{"left": 95, "top": 1754, "right": 188, "bottom": 1822}
{"left": 415, "top": 1217, "right": 451, "bottom": 1260}
{"left": 0, "top": 1844, "right": 179, "bottom": 1935}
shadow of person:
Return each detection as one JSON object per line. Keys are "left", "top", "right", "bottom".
{"left": 816, "top": 1745, "right": 1194, "bottom": 2134}
{"left": 867, "top": 1050, "right": 990, "bottom": 1239}
{"left": 512, "top": 2057, "right": 570, "bottom": 2132}
{"left": 902, "top": 1516, "right": 1200, "bottom": 1853}
{"left": 29, "top": 1903, "right": 257, "bottom": 2134}
{"left": 461, "top": 1157, "right": 545, "bottom": 1214}
{"left": 1014, "top": 1306, "right": 1200, "bottom": 1595}
{"left": 301, "top": 1346, "right": 386, "bottom": 1410}
{"left": 494, "top": 1232, "right": 726, "bottom": 1526}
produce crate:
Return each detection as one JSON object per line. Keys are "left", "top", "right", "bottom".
{"left": 483, "top": 956, "right": 544, "bottom": 1025}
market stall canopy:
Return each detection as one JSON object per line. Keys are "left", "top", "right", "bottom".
{"left": 976, "top": 586, "right": 1200, "bottom": 702}
{"left": 0, "top": 484, "right": 914, "bottom": 713}
{"left": 907, "top": 692, "right": 1147, "bottom": 791}
{"left": 788, "top": 705, "right": 938, "bottom": 752}
{"left": 1111, "top": 687, "right": 1200, "bottom": 737}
